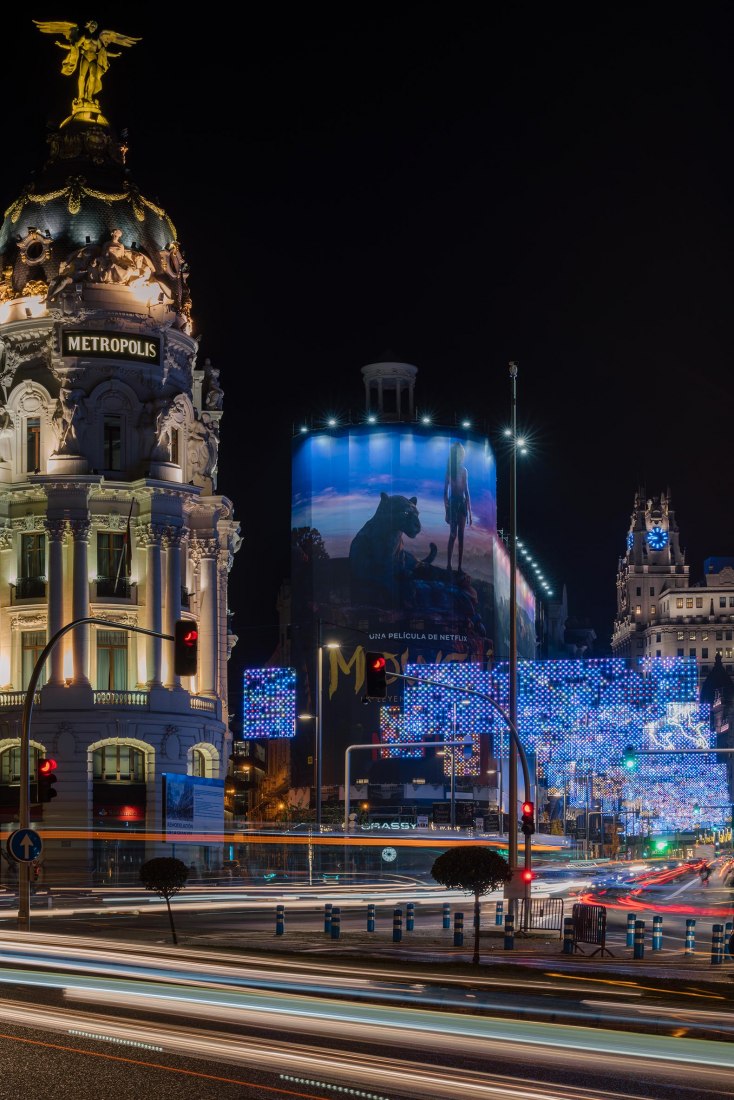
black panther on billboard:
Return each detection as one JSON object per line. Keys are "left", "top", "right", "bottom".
{"left": 290, "top": 424, "right": 535, "bottom": 789}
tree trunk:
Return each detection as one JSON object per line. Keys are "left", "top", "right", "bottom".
{"left": 473, "top": 891, "right": 481, "bottom": 964}
{"left": 165, "top": 896, "right": 178, "bottom": 944}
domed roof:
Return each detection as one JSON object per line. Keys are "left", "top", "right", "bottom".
{"left": 0, "top": 116, "right": 190, "bottom": 327}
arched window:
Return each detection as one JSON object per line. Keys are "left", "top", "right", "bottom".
{"left": 0, "top": 745, "right": 42, "bottom": 784}
{"left": 93, "top": 745, "right": 145, "bottom": 782}
{"left": 191, "top": 747, "right": 208, "bottom": 778}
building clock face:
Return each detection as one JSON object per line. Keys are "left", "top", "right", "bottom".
{"left": 647, "top": 526, "right": 668, "bottom": 550}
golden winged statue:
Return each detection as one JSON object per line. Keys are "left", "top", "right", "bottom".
{"left": 34, "top": 19, "right": 140, "bottom": 115}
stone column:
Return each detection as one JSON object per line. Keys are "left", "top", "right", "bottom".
{"left": 164, "top": 527, "right": 183, "bottom": 689}
{"left": 140, "top": 524, "right": 166, "bottom": 688}
{"left": 194, "top": 537, "right": 218, "bottom": 695}
{"left": 69, "top": 518, "right": 91, "bottom": 686}
{"left": 45, "top": 519, "right": 67, "bottom": 685}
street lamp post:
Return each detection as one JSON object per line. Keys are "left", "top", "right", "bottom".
{"left": 508, "top": 361, "right": 519, "bottom": 880}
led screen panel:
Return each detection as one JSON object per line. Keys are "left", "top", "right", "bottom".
{"left": 243, "top": 668, "right": 297, "bottom": 738}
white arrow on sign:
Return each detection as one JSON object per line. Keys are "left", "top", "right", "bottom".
{"left": 20, "top": 835, "right": 34, "bottom": 857}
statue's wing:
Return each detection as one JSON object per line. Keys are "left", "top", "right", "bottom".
{"left": 33, "top": 20, "right": 79, "bottom": 43}
{"left": 98, "top": 30, "right": 142, "bottom": 49}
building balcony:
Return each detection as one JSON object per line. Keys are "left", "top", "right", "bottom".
{"left": 94, "top": 576, "right": 136, "bottom": 599}
{"left": 11, "top": 576, "right": 46, "bottom": 601}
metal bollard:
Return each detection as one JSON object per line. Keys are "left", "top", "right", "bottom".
{"left": 724, "top": 921, "right": 733, "bottom": 960}
{"left": 562, "top": 916, "right": 574, "bottom": 955}
{"left": 685, "top": 918, "right": 696, "bottom": 956}
{"left": 711, "top": 923, "right": 724, "bottom": 966}
{"left": 406, "top": 902, "right": 415, "bottom": 932}
{"left": 330, "top": 907, "right": 341, "bottom": 940}
{"left": 275, "top": 904, "right": 285, "bottom": 936}
{"left": 633, "top": 919, "right": 645, "bottom": 959}
{"left": 495, "top": 901, "right": 504, "bottom": 927}
{"left": 442, "top": 902, "right": 451, "bottom": 930}
{"left": 652, "top": 914, "right": 662, "bottom": 951}
{"left": 393, "top": 907, "right": 402, "bottom": 943}
{"left": 626, "top": 912, "right": 636, "bottom": 948}
{"left": 504, "top": 912, "right": 515, "bottom": 951}
{"left": 367, "top": 903, "right": 376, "bottom": 933}
{"left": 453, "top": 911, "right": 464, "bottom": 947}
{"left": 324, "top": 902, "right": 333, "bottom": 935}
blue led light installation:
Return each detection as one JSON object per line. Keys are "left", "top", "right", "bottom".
{"left": 242, "top": 668, "right": 296, "bottom": 738}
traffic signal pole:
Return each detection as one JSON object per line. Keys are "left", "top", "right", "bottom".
{"left": 18, "top": 617, "right": 173, "bottom": 932}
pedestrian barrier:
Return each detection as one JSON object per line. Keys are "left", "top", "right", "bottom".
{"left": 495, "top": 901, "right": 504, "bottom": 926}
{"left": 406, "top": 902, "right": 415, "bottom": 932}
{"left": 572, "top": 902, "right": 613, "bottom": 957}
{"left": 652, "top": 914, "right": 662, "bottom": 951}
{"left": 330, "top": 907, "right": 341, "bottom": 940}
{"left": 518, "top": 897, "right": 564, "bottom": 937}
{"left": 324, "top": 902, "right": 333, "bottom": 935}
{"left": 275, "top": 904, "right": 285, "bottom": 936}
{"left": 685, "top": 918, "right": 696, "bottom": 956}
{"left": 725, "top": 921, "right": 733, "bottom": 961}
{"left": 453, "top": 911, "right": 464, "bottom": 947}
{"left": 633, "top": 919, "right": 645, "bottom": 959}
{"left": 393, "top": 907, "right": 402, "bottom": 943}
{"left": 504, "top": 912, "right": 515, "bottom": 950}
{"left": 367, "top": 903, "right": 375, "bottom": 932}
{"left": 711, "top": 923, "right": 723, "bottom": 966}
{"left": 626, "top": 911, "right": 636, "bottom": 948}
{"left": 562, "top": 916, "right": 574, "bottom": 955}
{"left": 442, "top": 902, "right": 451, "bottom": 930}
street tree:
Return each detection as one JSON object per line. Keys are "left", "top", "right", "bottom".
{"left": 431, "top": 846, "right": 512, "bottom": 964}
{"left": 140, "top": 857, "right": 189, "bottom": 944}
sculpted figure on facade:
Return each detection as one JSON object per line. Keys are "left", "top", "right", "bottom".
{"left": 34, "top": 20, "right": 141, "bottom": 112}
{"left": 0, "top": 409, "right": 14, "bottom": 464}
{"left": 52, "top": 386, "right": 86, "bottom": 455}
{"left": 204, "top": 361, "right": 224, "bottom": 410}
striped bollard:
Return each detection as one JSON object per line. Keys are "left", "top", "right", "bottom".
{"left": 367, "top": 903, "right": 376, "bottom": 932}
{"left": 406, "top": 902, "right": 415, "bottom": 932}
{"left": 724, "top": 921, "right": 733, "bottom": 960}
{"left": 324, "top": 902, "right": 333, "bottom": 935}
{"left": 275, "top": 904, "right": 285, "bottom": 936}
{"left": 633, "top": 919, "right": 645, "bottom": 959}
{"left": 711, "top": 923, "right": 724, "bottom": 966}
{"left": 562, "top": 916, "right": 574, "bottom": 955}
{"left": 330, "top": 907, "right": 341, "bottom": 940}
{"left": 652, "top": 915, "right": 662, "bottom": 951}
{"left": 495, "top": 901, "right": 504, "bottom": 926}
{"left": 504, "top": 912, "right": 515, "bottom": 951}
{"left": 685, "top": 919, "right": 696, "bottom": 956}
{"left": 442, "top": 902, "right": 451, "bottom": 930}
{"left": 626, "top": 912, "right": 636, "bottom": 948}
{"left": 453, "top": 911, "right": 464, "bottom": 947}
{"left": 393, "top": 907, "right": 402, "bottom": 943}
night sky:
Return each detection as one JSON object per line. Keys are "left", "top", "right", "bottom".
{"left": 5, "top": 8, "right": 734, "bottom": 699}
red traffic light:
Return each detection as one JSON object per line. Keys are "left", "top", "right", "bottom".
{"left": 369, "top": 654, "right": 385, "bottom": 672}
{"left": 521, "top": 801, "right": 534, "bottom": 816}
{"left": 37, "top": 757, "right": 58, "bottom": 803}
{"left": 174, "top": 619, "right": 199, "bottom": 676}
{"left": 38, "top": 757, "right": 57, "bottom": 775}
{"left": 521, "top": 800, "right": 535, "bottom": 836}
{"left": 364, "top": 652, "right": 388, "bottom": 699}
{"left": 522, "top": 869, "right": 534, "bottom": 883}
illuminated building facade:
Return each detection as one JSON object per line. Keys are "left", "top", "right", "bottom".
{"left": 0, "top": 45, "right": 240, "bottom": 879}
{"left": 613, "top": 488, "right": 734, "bottom": 682}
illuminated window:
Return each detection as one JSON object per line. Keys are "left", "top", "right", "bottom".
{"left": 677, "top": 631, "right": 684, "bottom": 640}
{"left": 96, "top": 630, "right": 128, "bottom": 690}
{"left": 689, "top": 632, "right": 696, "bottom": 640}
{"left": 93, "top": 744, "right": 144, "bottom": 782}
{"left": 192, "top": 747, "right": 207, "bottom": 777}
{"left": 650, "top": 605, "right": 656, "bottom": 616}
{"left": 21, "top": 630, "right": 46, "bottom": 689}
{"left": 25, "top": 417, "right": 40, "bottom": 472}
{"left": 676, "top": 598, "right": 684, "bottom": 609}
{"left": 686, "top": 598, "right": 693, "bottom": 609}
{"left": 635, "top": 605, "right": 641, "bottom": 615}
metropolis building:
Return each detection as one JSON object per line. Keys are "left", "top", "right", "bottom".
{"left": 0, "top": 33, "right": 240, "bottom": 879}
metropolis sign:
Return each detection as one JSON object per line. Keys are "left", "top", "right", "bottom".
{"left": 62, "top": 330, "right": 161, "bottom": 365}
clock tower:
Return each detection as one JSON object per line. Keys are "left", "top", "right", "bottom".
{"left": 612, "top": 488, "right": 688, "bottom": 659}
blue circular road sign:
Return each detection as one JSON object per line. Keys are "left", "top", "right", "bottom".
{"left": 7, "top": 828, "right": 43, "bottom": 863}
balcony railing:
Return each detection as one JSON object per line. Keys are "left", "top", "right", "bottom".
{"left": 93, "top": 690, "right": 149, "bottom": 707}
{"left": 95, "top": 576, "right": 133, "bottom": 598}
{"left": 13, "top": 576, "right": 46, "bottom": 599}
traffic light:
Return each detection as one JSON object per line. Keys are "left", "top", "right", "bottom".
{"left": 174, "top": 619, "right": 198, "bottom": 676}
{"left": 521, "top": 868, "right": 534, "bottom": 883}
{"left": 622, "top": 745, "right": 637, "bottom": 769}
{"left": 364, "top": 652, "right": 387, "bottom": 699}
{"left": 521, "top": 800, "right": 535, "bottom": 836}
{"left": 37, "top": 757, "right": 58, "bottom": 803}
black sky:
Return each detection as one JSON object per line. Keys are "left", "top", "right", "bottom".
{"left": 5, "top": 7, "right": 734, "bottom": 698}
